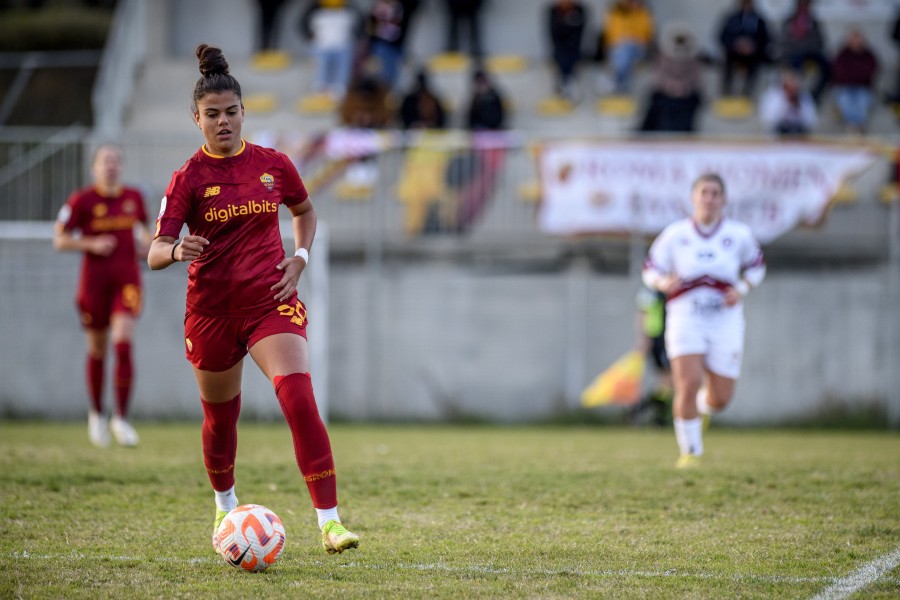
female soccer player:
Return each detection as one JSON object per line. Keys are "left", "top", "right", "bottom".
{"left": 147, "top": 44, "right": 359, "bottom": 555}
{"left": 641, "top": 173, "right": 765, "bottom": 468}
{"left": 55, "top": 143, "right": 150, "bottom": 448}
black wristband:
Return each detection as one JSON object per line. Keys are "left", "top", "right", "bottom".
{"left": 171, "top": 240, "right": 181, "bottom": 262}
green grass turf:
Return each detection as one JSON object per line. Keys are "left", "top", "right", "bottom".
{"left": 1, "top": 422, "right": 898, "bottom": 599}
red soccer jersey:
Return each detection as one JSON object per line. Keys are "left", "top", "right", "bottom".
{"left": 155, "top": 140, "right": 308, "bottom": 317}
{"left": 58, "top": 185, "right": 148, "bottom": 276}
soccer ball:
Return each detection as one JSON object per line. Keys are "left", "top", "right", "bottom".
{"left": 214, "top": 504, "right": 286, "bottom": 572}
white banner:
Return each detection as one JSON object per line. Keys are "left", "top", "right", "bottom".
{"left": 537, "top": 142, "right": 876, "bottom": 244}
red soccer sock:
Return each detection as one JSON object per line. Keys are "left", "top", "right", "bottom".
{"left": 86, "top": 354, "right": 104, "bottom": 414}
{"left": 274, "top": 373, "right": 337, "bottom": 509}
{"left": 113, "top": 342, "right": 133, "bottom": 418}
{"left": 201, "top": 393, "right": 241, "bottom": 492}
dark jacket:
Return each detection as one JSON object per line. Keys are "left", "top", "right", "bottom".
{"left": 719, "top": 8, "right": 770, "bottom": 59}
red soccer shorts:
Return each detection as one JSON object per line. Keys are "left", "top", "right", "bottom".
{"left": 183, "top": 297, "right": 308, "bottom": 372}
{"left": 77, "top": 267, "right": 142, "bottom": 329}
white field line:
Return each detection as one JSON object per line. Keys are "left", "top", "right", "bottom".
{"left": 809, "top": 546, "right": 900, "bottom": 600}
{"left": 8, "top": 551, "right": 900, "bottom": 589}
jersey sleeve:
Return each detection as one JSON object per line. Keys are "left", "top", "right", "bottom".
{"left": 739, "top": 226, "right": 766, "bottom": 287}
{"left": 642, "top": 227, "right": 674, "bottom": 291}
{"left": 279, "top": 152, "right": 308, "bottom": 208}
{"left": 155, "top": 170, "right": 192, "bottom": 239}
{"left": 56, "top": 191, "right": 82, "bottom": 232}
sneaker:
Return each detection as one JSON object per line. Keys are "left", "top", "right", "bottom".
{"left": 88, "top": 410, "right": 110, "bottom": 448}
{"left": 110, "top": 416, "right": 139, "bottom": 447}
{"left": 675, "top": 454, "right": 701, "bottom": 469}
{"left": 212, "top": 508, "right": 230, "bottom": 554}
{"left": 321, "top": 520, "right": 360, "bottom": 554}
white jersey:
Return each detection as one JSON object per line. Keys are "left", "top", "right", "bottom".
{"left": 643, "top": 218, "right": 765, "bottom": 320}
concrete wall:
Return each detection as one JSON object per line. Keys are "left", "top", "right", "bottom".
{"left": 1, "top": 231, "right": 897, "bottom": 425}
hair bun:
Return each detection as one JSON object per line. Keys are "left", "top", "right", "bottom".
{"left": 196, "top": 44, "right": 230, "bottom": 77}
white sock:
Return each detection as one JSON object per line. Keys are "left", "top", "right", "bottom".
{"left": 696, "top": 387, "right": 712, "bottom": 416}
{"left": 214, "top": 486, "right": 238, "bottom": 512}
{"left": 316, "top": 506, "right": 340, "bottom": 529}
{"left": 674, "top": 417, "right": 703, "bottom": 456}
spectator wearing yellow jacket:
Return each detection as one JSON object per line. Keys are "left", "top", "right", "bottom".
{"left": 602, "top": 0, "right": 654, "bottom": 93}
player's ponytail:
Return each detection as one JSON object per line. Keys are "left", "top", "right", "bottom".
{"left": 192, "top": 44, "right": 242, "bottom": 112}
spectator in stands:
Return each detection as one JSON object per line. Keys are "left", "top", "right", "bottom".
{"left": 299, "top": 0, "right": 362, "bottom": 100}
{"left": 547, "top": 0, "right": 588, "bottom": 103}
{"left": 443, "top": 0, "right": 486, "bottom": 58}
{"left": 366, "top": 0, "right": 420, "bottom": 90}
{"left": 600, "top": 0, "right": 655, "bottom": 94}
{"left": 777, "top": 0, "right": 829, "bottom": 103}
{"left": 639, "top": 22, "right": 703, "bottom": 133}
{"left": 399, "top": 67, "right": 447, "bottom": 129}
{"left": 54, "top": 143, "right": 150, "bottom": 448}
{"left": 256, "top": 0, "right": 288, "bottom": 51}
{"left": 339, "top": 57, "right": 394, "bottom": 128}
{"left": 466, "top": 67, "right": 506, "bottom": 130}
{"left": 759, "top": 68, "right": 817, "bottom": 136}
{"left": 830, "top": 28, "right": 879, "bottom": 134}
{"left": 718, "top": 0, "right": 771, "bottom": 97}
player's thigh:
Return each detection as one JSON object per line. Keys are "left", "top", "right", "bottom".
{"left": 249, "top": 333, "right": 310, "bottom": 381}
{"left": 193, "top": 360, "right": 244, "bottom": 403}
{"left": 110, "top": 312, "right": 137, "bottom": 343}
{"left": 670, "top": 353, "right": 705, "bottom": 393}
{"left": 246, "top": 298, "right": 310, "bottom": 381}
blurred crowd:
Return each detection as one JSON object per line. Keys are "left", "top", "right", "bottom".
{"left": 257, "top": 0, "right": 900, "bottom": 137}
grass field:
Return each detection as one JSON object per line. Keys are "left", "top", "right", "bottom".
{"left": 1, "top": 422, "right": 898, "bottom": 599}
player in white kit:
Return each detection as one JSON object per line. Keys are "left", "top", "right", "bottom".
{"left": 642, "top": 173, "right": 766, "bottom": 468}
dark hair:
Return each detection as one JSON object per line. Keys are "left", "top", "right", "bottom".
{"left": 192, "top": 44, "right": 242, "bottom": 112}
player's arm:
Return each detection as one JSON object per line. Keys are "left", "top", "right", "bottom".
{"left": 272, "top": 199, "right": 317, "bottom": 302}
{"left": 53, "top": 219, "right": 116, "bottom": 256}
{"left": 135, "top": 221, "right": 153, "bottom": 258}
{"left": 148, "top": 234, "right": 209, "bottom": 270}
{"left": 641, "top": 231, "right": 680, "bottom": 295}
{"left": 725, "top": 235, "right": 766, "bottom": 306}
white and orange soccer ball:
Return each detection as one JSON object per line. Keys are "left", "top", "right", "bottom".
{"left": 214, "top": 504, "right": 286, "bottom": 572}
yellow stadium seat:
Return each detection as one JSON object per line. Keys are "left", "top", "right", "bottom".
{"left": 538, "top": 96, "right": 575, "bottom": 116}
{"left": 714, "top": 96, "right": 754, "bottom": 120}
{"left": 243, "top": 93, "right": 277, "bottom": 114}
{"left": 428, "top": 52, "right": 470, "bottom": 73}
{"left": 252, "top": 50, "right": 291, "bottom": 71}
{"left": 880, "top": 184, "right": 899, "bottom": 204}
{"left": 486, "top": 54, "right": 528, "bottom": 74}
{"left": 518, "top": 181, "right": 542, "bottom": 203}
{"left": 296, "top": 93, "right": 337, "bottom": 114}
{"left": 596, "top": 96, "right": 636, "bottom": 117}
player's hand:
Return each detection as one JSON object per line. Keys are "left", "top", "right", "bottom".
{"left": 175, "top": 236, "right": 209, "bottom": 262}
{"left": 657, "top": 274, "right": 682, "bottom": 295}
{"left": 88, "top": 234, "right": 117, "bottom": 256}
{"left": 723, "top": 287, "right": 742, "bottom": 307}
{"left": 271, "top": 256, "right": 305, "bottom": 302}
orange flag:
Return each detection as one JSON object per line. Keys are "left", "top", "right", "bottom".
{"left": 581, "top": 350, "right": 645, "bottom": 407}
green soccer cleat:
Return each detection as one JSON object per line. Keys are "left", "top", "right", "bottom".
{"left": 675, "top": 454, "right": 701, "bottom": 469}
{"left": 321, "top": 520, "right": 360, "bottom": 555}
{"left": 212, "top": 508, "right": 229, "bottom": 553}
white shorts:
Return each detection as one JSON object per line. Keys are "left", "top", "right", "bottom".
{"left": 665, "top": 304, "right": 745, "bottom": 379}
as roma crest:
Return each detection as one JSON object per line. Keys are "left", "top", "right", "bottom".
{"left": 260, "top": 173, "right": 275, "bottom": 192}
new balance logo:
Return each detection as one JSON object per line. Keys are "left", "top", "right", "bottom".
{"left": 204, "top": 186, "right": 221, "bottom": 198}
